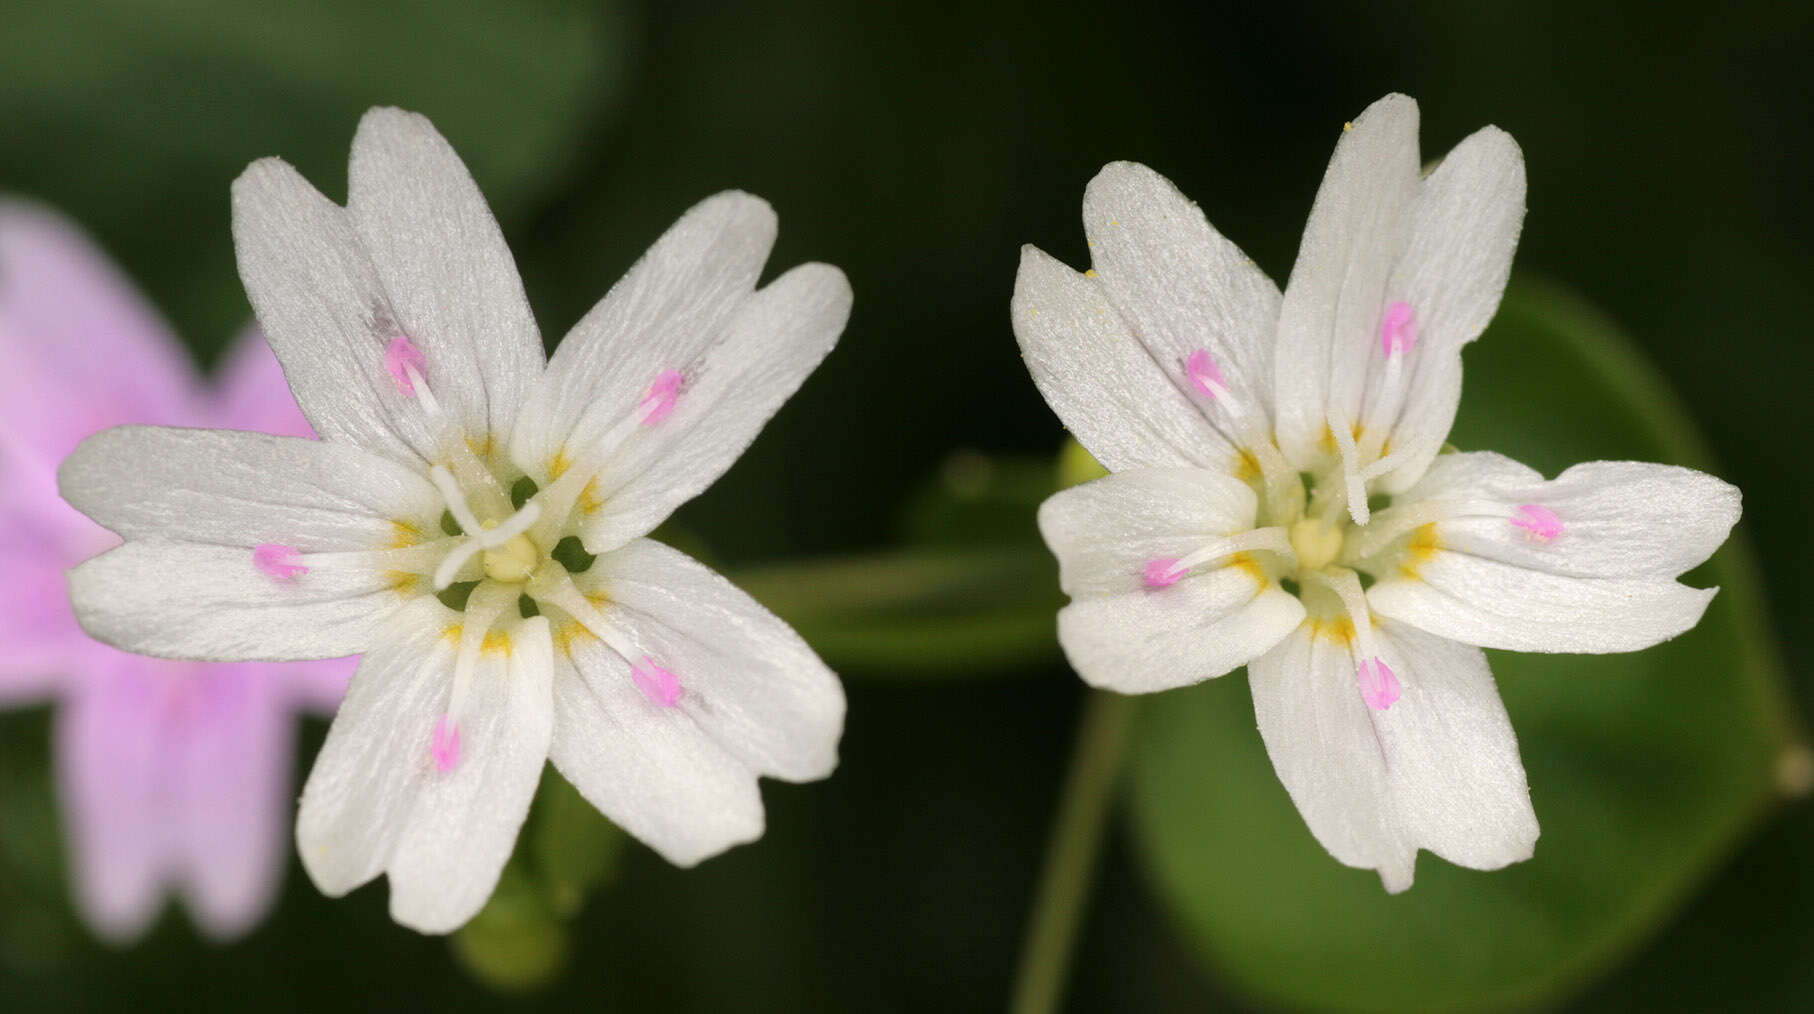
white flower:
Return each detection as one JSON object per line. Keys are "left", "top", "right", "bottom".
{"left": 1012, "top": 94, "right": 1740, "bottom": 890}
{"left": 60, "top": 108, "right": 851, "bottom": 932}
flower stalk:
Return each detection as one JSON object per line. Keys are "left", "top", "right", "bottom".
{"left": 1010, "top": 689, "right": 1141, "bottom": 1014}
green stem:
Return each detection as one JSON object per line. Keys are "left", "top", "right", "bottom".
{"left": 1009, "top": 690, "right": 1141, "bottom": 1014}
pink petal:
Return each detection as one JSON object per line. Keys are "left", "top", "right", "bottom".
{"left": 208, "top": 325, "right": 318, "bottom": 438}
{"left": 0, "top": 202, "right": 200, "bottom": 466}
{"left": 55, "top": 656, "right": 181, "bottom": 943}
{"left": 0, "top": 519, "right": 98, "bottom": 703}
{"left": 171, "top": 666, "right": 292, "bottom": 940}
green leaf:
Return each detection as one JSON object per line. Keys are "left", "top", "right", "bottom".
{"left": 0, "top": 0, "right": 629, "bottom": 355}
{"left": 1128, "top": 277, "right": 1798, "bottom": 1012}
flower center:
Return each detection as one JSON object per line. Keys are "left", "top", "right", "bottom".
{"left": 1287, "top": 517, "right": 1344, "bottom": 573}
{"left": 480, "top": 528, "right": 539, "bottom": 584}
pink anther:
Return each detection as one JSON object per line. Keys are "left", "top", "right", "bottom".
{"left": 1185, "top": 349, "right": 1226, "bottom": 398}
{"left": 1143, "top": 558, "right": 1183, "bottom": 588}
{"left": 641, "top": 369, "right": 684, "bottom": 425}
{"left": 1379, "top": 301, "right": 1417, "bottom": 356}
{"left": 632, "top": 656, "right": 682, "bottom": 707}
{"left": 1511, "top": 503, "right": 1564, "bottom": 543}
{"left": 1357, "top": 657, "right": 1401, "bottom": 710}
{"left": 431, "top": 716, "right": 462, "bottom": 772}
{"left": 384, "top": 336, "right": 427, "bottom": 395}
{"left": 252, "top": 543, "right": 307, "bottom": 580}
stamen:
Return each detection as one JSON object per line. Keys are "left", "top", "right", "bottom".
{"left": 431, "top": 716, "right": 462, "bottom": 772}
{"left": 1340, "top": 497, "right": 1504, "bottom": 563}
{"left": 384, "top": 336, "right": 427, "bottom": 396}
{"left": 252, "top": 543, "right": 307, "bottom": 581}
{"left": 529, "top": 567, "right": 640, "bottom": 659}
{"left": 1185, "top": 350, "right": 1227, "bottom": 399}
{"left": 1141, "top": 527, "right": 1295, "bottom": 589}
{"left": 1379, "top": 301, "right": 1416, "bottom": 356}
{"left": 528, "top": 568, "right": 682, "bottom": 706}
{"left": 1356, "top": 658, "right": 1402, "bottom": 710}
{"left": 631, "top": 657, "right": 682, "bottom": 707}
{"left": 1511, "top": 503, "right": 1564, "bottom": 543}
{"left": 1326, "top": 415, "right": 1371, "bottom": 526}
{"left": 1304, "top": 568, "right": 1399, "bottom": 711}
{"left": 438, "top": 583, "right": 515, "bottom": 765}
{"left": 1143, "top": 558, "right": 1183, "bottom": 588}
{"left": 641, "top": 369, "right": 684, "bottom": 425}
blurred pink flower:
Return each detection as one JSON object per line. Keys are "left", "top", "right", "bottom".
{"left": 0, "top": 200, "right": 355, "bottom": 943}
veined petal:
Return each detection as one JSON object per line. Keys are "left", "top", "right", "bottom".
{"left": 295, "top": 599, "right": 452, "bottom": 900}
{"left": 69, "top": 540, "right": 408, "bottom": 661}
{"left": 572, "top": 262, "right": 850, "bottom": 553}
{"left": 1400, "top": 451, "right": 1740, "bottom": 578}
{"left": 208, "top": 326, "right": 319, "bottom": 439}
{"left": 1369, "top": 452, "right": 1733, "bottom": 653}
{"left": 1036, "top": 467, "right": 1259, "bottom": 596}
{"left": 1274, "top": 94, "right": 1422, "bottom": 466}
{"left": 1082, "top": 161, "right": 1282, "bottom": 438}
{"left": 1369, "top": 549, "right": 1717, "bottom": 654}
{"left": 1057, "top": 568, "right": 1304, "bottom": 693}
{"left": 231, "top": 158, "right": 439, "bottom": 463}
{"left": 1249, "top": 618, "right": 1536, "bottom": 892}
{"left": 1012, "top": 245, "right": 1235, "bottom": 472}
{"left": 511, "top": 191, "right": 776, "bottom": 477}
{"left": 1372, "top": 128, "right": 1526, "bottom": 491}
{"left": 576, "top": 538, "right": 844, "bottom": 781}
{"left": 549, "top": 643, "right": 765, "bottom": 867}
{"left": 387, "top": 616, "right": 553, "bottom": 934}
{"left": 61, "top": 426, "right": 442, "bottom": 551}
{"left": 0, "top": 200, "right": 198, "bottom": 467}
{"left": 348, "top": 108, "right": 544, "bottom": 443}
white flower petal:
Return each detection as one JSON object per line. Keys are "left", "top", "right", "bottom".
{"left": 1249, "top": 619, "right": 1536, "bottom": 892}
{"left": 231, "top": 158, "right": 437, "bottom": 462}
{"left": 388, "top": 617, "right": 553, "bottom": 934}
{"left": 60, "top": 426, "right": 442, "bottom": 550}
{"left": 348, "top": 108, "right": 544, "bottom": 443}
{"left": 574, "top": 262, "right": 850, "bottom": 552}
{"left": 510, "top": 191, "right": 776, "bottom": 478}
{"left": 69, "top": 540, "right": 407, "bottom": 661}
{"left": 1057, "top": 569, "right": 1304, "bottom": 693}
{"left": 1403, "top": 451, "right": 1741, "bottom": 578}
{"left": 1082, "top": 161, "right": 1282, "bottom": 436}
{"left": 1012, "top": 245, "right": 1235, "bottom": 472}
{"left": 1369, "top": 554, "right": 1716, "bottom": 654}
{"left": 1373, "top": 127, "right": 1525, "bottom": 491}
{"left": 1036, "top": 467, "right": 1259, "bottom": 596}
{"left": 1373, "top": 351, "right": 1461, "bottom": 495}
{"left": 1273, "top": 94, "right": 1422, "bottom": 466}
{"left": 549, "top": 642, "right": 765, "bottom": 867}
{"left": 295, "top": 599, "right": 450, "bottom": 899}
{"left": 583, "top": 538, "right": 843, "bottom": 781}
{"left": 1368, "top": 451, "right": 1733, "bottom": 652}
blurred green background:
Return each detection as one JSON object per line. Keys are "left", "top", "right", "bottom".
{"left": 1, "top": 0, "right": 1810, "bottom": 1010}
